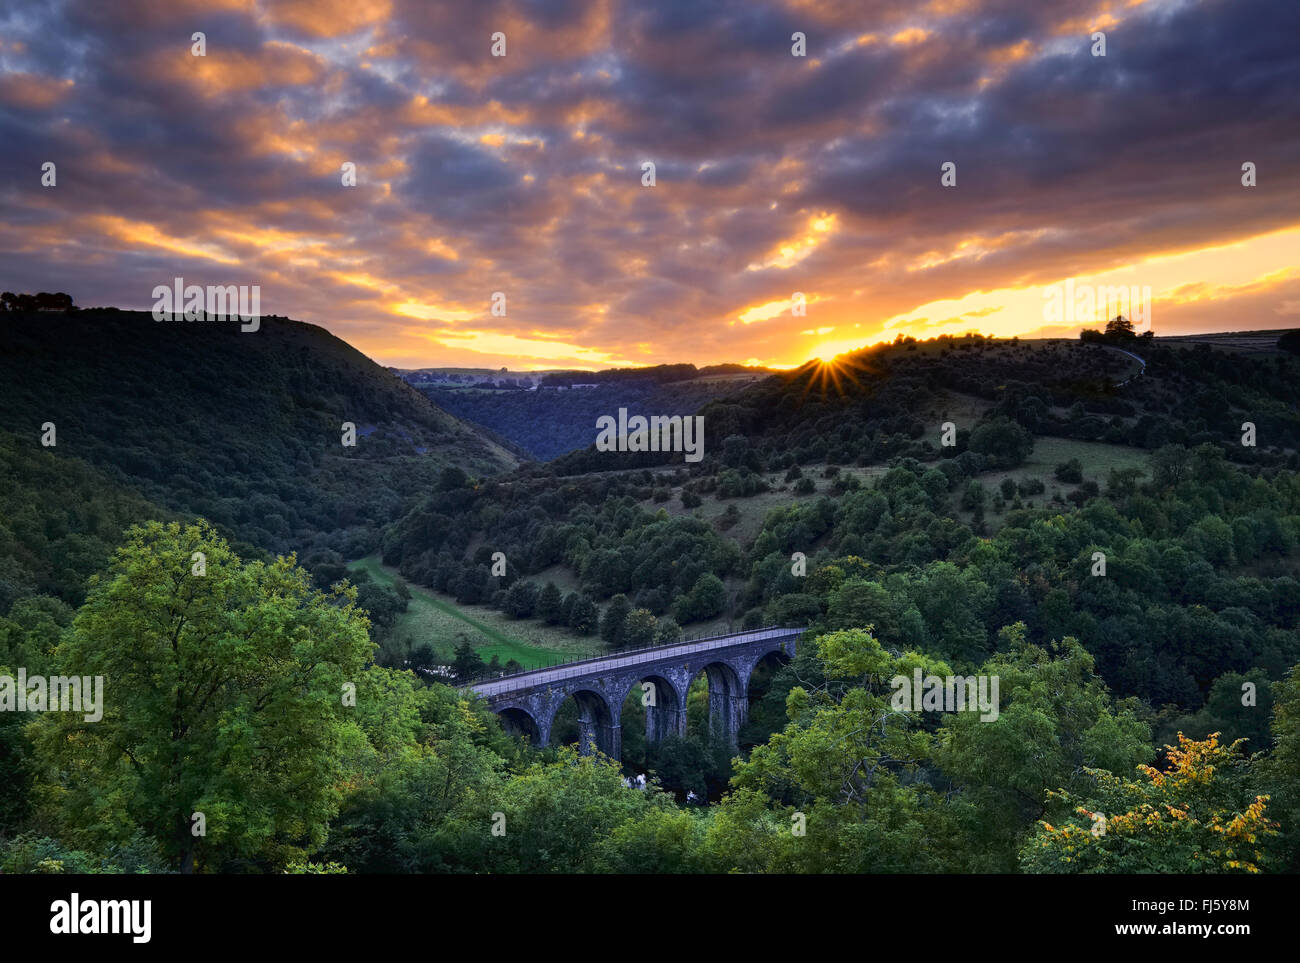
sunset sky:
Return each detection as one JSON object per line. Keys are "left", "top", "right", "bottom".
{"left": 2, "top": 0, "right": 1297, "bottom": 369}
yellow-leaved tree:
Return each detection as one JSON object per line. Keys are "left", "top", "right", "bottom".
{"left": 1021, "top": 733, "right": 1277, "bottom": 873}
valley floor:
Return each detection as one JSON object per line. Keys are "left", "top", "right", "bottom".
{"left": 348, "top": 555, "right": 602, "bottom": 668}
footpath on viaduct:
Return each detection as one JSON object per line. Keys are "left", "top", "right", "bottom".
{"left": 462, "top": 626, "right": 804, "bottom": 760}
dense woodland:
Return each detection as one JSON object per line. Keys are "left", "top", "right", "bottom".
{"left": 2, "top": 308, "right": 1299, "bottom": 873}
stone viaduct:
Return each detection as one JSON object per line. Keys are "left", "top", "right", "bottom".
{"left": 463, "top": 626, "right": 804, "bottom": 760}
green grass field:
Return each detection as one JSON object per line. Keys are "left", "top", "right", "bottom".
{"left": 348, "top": 555, "right": 601, "bottom": 669}
{"left": 964, "top": 436, "right": 1152, "bottom": 529}
{"left": 639, "top": 433, "right": 1153, "bottom": 547}
{"left": 1023, "top": 436, "right": 1150, "bottom": 478}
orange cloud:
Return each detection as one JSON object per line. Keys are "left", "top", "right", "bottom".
{"left": 259, "top": 0, "right": 393, "bottom": 37}
{"left": 85, "top": 214, "right": 240, "bottom": 265}
{"left": 157, "top": 41, "right": 326, "bottom": 97}
{"left": 0, "top": 72, "right": 74, "bottom": 109}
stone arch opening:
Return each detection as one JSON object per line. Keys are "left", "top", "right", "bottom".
{"left": 747, "top": 650, "right": 791, "bottom": 699}
{"left": 496, "top": 707, "right": 542, "bottom": 746}
{"left": 617, "top": 674, "right": 686, "bottom": 771}
{"left": 740, "top": 650, "right": 792, "bottom": 748}
{"left": 551, "top": 688, "right": 620, "bottom": 758}
{"left": 639, "top": 674, "right": 684, "bottom": 745}
{"left": 687, "top": 661, "right": 746, "bottom": 748}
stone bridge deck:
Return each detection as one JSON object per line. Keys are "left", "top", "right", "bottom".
{"left": 463, "top": 626, "right": 804, "bottom": 760}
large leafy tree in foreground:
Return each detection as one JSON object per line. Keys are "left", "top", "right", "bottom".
{"left": 31, "top": 521, "right": 372, "bottom": 872}
{"left": 706, "top": 628, "right": 961, "bottom": 873}
{"left": 936, "top": 624, "right": 1152, "bottom": 871}
{"left": 705, "top": 623, "right": 1153, "bottom": 873}
{"left": 439, "top": 746, "right": 675, "bottom": 873}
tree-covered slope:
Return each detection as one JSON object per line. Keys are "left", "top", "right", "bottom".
{"left": 0, "top": 308, "right": 518, "bottom": 566}
{"left": 0, "top": 429, "right": 178, "bottom": 610}
{"left": 547, "top": 334, "right": 1300, "bottom": 475}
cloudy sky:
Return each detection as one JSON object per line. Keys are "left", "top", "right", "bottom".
{"left": 2, "top": 0, "right": 1297, "bottom": 369}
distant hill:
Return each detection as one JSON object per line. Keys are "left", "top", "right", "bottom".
{"left": 396, "top": 366, "right": 551, "bottom": 388}
{"left": 0, "top": 308, "right": 519, "bottom": 604}
{"left": 411, "top": 366, "right": 776, "bottom": 461}
{"left": 549, "top": 333, "right": 1300, "bottom": 475}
